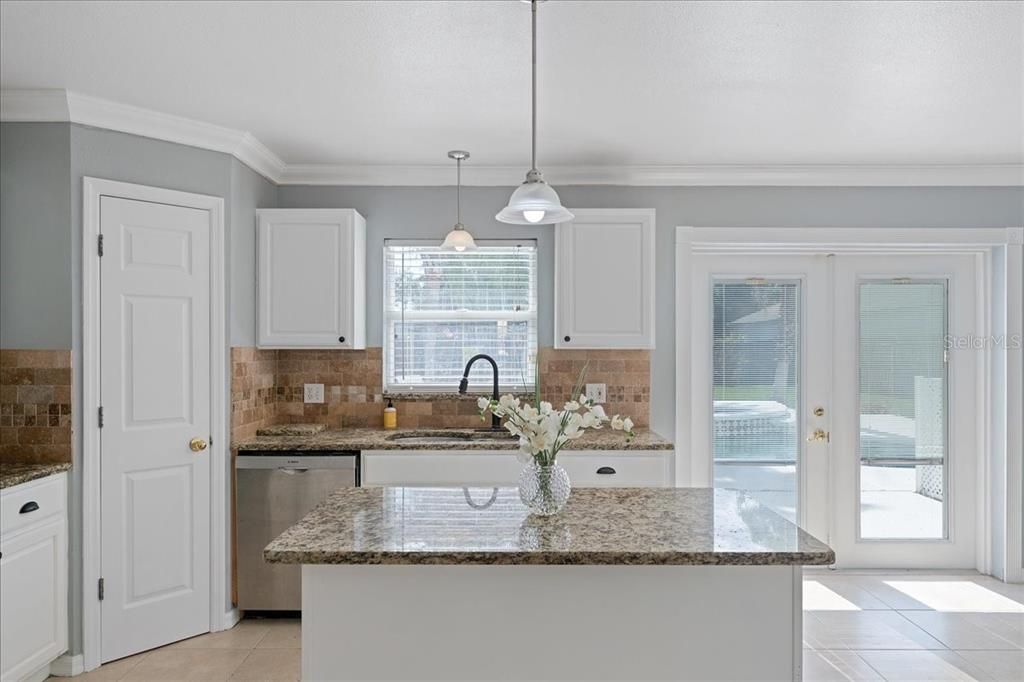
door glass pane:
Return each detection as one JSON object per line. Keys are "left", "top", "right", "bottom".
{"left": 712, "top": 280, "right": 800, "bottom": 524}
{"left": 858, "top": 281, "right": 947, "bottom": 539}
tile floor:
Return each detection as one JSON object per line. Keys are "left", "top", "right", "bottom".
{"left": 802, "top": 571, "right": 1024, "bottom": 681}
{"left": 55, "top": 572, "right": 1022, "bottom": 681}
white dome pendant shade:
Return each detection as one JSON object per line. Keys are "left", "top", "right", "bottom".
{"left": 495, "top": 169, "right": 574, "bottom": 225}
{"left": 496, "top": 0, "right": 573, "bottom": 226}
{"left": 440, "top": 150, "right": 477, "bottom": 251}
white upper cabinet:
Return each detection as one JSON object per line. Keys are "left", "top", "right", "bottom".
{"left": 257, "top": 209, "right": 366, "bottom": 348}
{"left": 555, "top": 209, "right": 656, "bottom": 349}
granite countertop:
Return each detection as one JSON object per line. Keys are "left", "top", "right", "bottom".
{"left": 264, "top": 486, "right": 834, "bottom": 566}
{"left": 235, "top": 427, "right": 672, "bottom": 452}
{"left": 0, "top": 462, "right": 72, "bottom": 490}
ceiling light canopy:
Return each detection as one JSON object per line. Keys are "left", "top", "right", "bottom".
{"left": 440, "top": 150, "right": 477, "bottom": 251}
{"left": 496, "top": 0, "right": 573, "bottom": 226}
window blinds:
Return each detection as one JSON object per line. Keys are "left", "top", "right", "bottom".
{"left": 858, "top": 281, "right": 947, "bottom": 464}
{"left": 383, "top": 241, "right": 538, "bottom": 392}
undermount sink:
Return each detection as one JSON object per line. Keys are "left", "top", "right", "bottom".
{"left": 385, "top": 430, "right": 515, "bottom": 445}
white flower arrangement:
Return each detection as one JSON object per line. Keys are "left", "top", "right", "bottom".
{"left": 477, "top": 394, "right": 634, "bottom": 466}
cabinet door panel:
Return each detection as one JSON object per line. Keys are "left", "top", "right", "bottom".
{"left": 556, "top": 209, "right": 655, "bottom": 348}
{"left": 257, "top": 209, "right": 365, "bottom": 348}
{"left": 0, "top": 517, "right": 68, "bottom": 681}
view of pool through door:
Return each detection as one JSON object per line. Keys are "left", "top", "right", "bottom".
{"left": 691, "top": 251, "right": 980, "bottom": 569}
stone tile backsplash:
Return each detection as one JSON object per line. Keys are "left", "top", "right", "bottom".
{"left": 0, "top": 349, "right": 73, "bottom": 464}
{"left": 230, "top": 346, "right": 650, "bottom": 441}
{"left": 230, "top": 347, "right": 278, "bottom": 442}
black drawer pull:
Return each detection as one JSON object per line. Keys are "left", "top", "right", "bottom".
{"left": 596, "top": 466, "right": 616, "bottom": 475}
{"left": 563, "top": 335, "right": 571, "bottom": 342}
{"left": 338, "top": 336, "right": 346, "bottom": 343}
{"left": 19, "top": 501, "right": 40, "bottom": 514}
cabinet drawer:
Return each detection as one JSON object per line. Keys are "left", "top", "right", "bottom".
{"left": 362, "top": 451, "right": 520, "bottom": 487}
{"left": 1, "top": 473, "right": 67, "bottom": 536}
{"left": 560, "top": 451, "right": 671, "bottom": 487}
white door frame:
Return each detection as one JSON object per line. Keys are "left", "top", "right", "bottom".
{"left": 81, "top": 177, "right": 229, "bottom": 671}
{"left": 675, "top": 226, "right": 1023, "bottom": 579}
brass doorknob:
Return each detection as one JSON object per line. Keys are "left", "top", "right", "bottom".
{"left": 189, "top": 437, "right": 208, "bottom": 452}
{"left": 806, "top": 429, "right": 830, "bottom": 443}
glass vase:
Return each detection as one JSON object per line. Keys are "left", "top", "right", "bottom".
{"left": 518, "top": 461, "right": 571, "bottom": 516}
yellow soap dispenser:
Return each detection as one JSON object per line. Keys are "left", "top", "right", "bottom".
{"left": 383, "top": 399, "right": 398, "bottom": 429}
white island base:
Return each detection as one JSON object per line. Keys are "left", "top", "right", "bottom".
{"left": 301, "top": 564, "right": 803, "bottom": 681}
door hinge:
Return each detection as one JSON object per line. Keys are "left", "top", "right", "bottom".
{"left": 98, "top": 406, "right": 104, "bottom": 428}
{"left": 98, "top": 578, "right": 105, "bottom": 601}
{"left": 98, "top": 234, "right": 104, "bottom": 257}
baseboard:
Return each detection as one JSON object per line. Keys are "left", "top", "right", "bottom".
{"left": 49, "top": 653, "right": 84, "bottom": 677}
{"left": 20, "top": 662, "right": 53, "bottom": 682}
{"left": 222, "top": 607, "right": 241, "bottom": 630}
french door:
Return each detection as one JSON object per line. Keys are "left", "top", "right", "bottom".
{"left": 692, "top": 251, "right": 979, "bottom": 569}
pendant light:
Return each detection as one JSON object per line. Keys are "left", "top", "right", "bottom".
{"left": 441, "top": 150, "right": 477, "bottom": 251}
{"left": 496, "top": 0, "right": 573, "bottom": 225}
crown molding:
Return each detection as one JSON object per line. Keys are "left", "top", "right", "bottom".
{"left": 279, "top": 162, "right": 1024, "bottom": 187}
{"left": 1, "top": 89, "right": 285, "bottom": 182}
{"left": 3, "top": 89, "right": 1021, "bottom": 187}
{"left": 0, "top": 88, "right": 70, "bottom": 121}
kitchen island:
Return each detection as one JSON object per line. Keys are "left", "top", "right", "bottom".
{"left": 265, "top": 486, "right": 833, "bottom": 681}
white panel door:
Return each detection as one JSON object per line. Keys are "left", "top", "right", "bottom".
{"left": 830, "top": 254, "right": 979, "bottom": 568}
{"left": 690, "top": 251, "right": 981, "bottom": 569}
{"left": 100, "top": 196, "right": 211, "bottom": 662}
{"left": 690, "top": 255, "right": 832, "bottom": 543}
{"left": 257, "top": 209, "right": 366, "bottom": 348}
{"left": 555, "top": 209, "right": 655, "bottom": 348}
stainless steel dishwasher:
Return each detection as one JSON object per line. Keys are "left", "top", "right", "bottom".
{"left": 236, "top": 451, "right": 359, "bottom": 612}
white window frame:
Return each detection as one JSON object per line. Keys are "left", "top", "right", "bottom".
{"left": 382, "top": 239, "right": 539, "bottom": 394}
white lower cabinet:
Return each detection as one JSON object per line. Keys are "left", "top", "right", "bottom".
{"left": 361, "top": 450, "right": 672, "bottom": 488}
{"left": 0, "top": 473, "right": 68, "bottom": 682}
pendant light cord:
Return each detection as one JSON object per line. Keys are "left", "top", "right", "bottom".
{"left": 456, "top": 156, "right": 462, "bottom": 226}
{"left": 531, "top": 0, "right": 537, "bottom": 172}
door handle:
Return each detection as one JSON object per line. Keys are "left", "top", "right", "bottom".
{"left": 19, "top": 501, "right": 40, "bottom": 514}
{"left": 276, "top": 468, "right": 309, "bottom": 474}
{"left": 596, "top": 466, "right": 616, "bottom": 475}
{"left": 189, "top": 437, "right": 208, "bottom": 452}
{"left": 806, "top": 429, "right": 830, "bottom": 443}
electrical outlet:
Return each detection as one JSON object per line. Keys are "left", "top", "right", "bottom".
{"left": 303, "top": 383, "right": 324, "bottom": 404}
{"left": 585, "top": 383, "right": 606, "bottom": 404}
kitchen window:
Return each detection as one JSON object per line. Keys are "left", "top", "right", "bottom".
{"left": 383, "top": 240, "right": 538, "bottom": 393}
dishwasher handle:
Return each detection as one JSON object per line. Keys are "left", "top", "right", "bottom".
{"left": 277, "top": 467, "right": 309, "bottom": 474}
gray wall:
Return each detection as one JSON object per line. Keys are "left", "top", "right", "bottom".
{"left": 278, "top": 184, "right": 1024, "bottom": 438}
{"left": 3, "top": 120, "right": 1023, "bottom": 654}
{"left": 0, "top": 122, "right": 72, "bottom": 347}
{"left": 229, "top": 159, "right": 278, "bottom": 345}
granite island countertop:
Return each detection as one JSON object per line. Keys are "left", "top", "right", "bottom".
{"left": 264, "top": 486, "right": 834, "bottom": 566}
{"left": 235, "top": 426, "right": 672, "bottom": 452}
{"left": 0, "top": 462, "right": 72, "bottom": 490}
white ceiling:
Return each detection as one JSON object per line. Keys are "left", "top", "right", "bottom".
{"left": 1, "top": 0, "right": 1022, "bottom": 182}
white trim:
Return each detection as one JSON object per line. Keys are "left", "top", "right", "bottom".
{"left": 4, "top": 89, "right": 1022, "bottom": 188}
{"left": 675, "top": 226, "right": 1022, "bottom": 577}
{"left": 280, "top": 162, "right": 1024, "bottom": 187}
{"left": 3, "top": 90, "right": 284, "bottom": 182}
{"left": 0, "top": 88, "right": 70, "bottom": 121}
{"left": 48, "top": 653, "right": 84, "bottom": 677}
{"left": 81, "top": 177, "right": 228, "bottom": 671}
{"left": 223, "top": 608, "right": 242, "bottom": 631}
{"left": 1004, "top": 229, "right": 1024, "bottom": 582}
